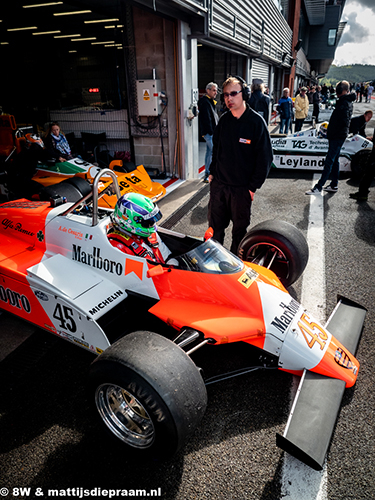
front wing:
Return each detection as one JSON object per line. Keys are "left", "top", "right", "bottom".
{"left": 276, "top": 296, "right": 367, "bottom": 470}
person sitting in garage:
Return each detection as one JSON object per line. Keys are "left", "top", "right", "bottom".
{"left": 108, "top": 193, "right": 172, "bottom": 263}
{"left": 44, "top": 122, "right": 74, "bottom": 162}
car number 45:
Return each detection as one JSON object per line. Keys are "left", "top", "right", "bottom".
{"left": 53, "top": 303, "right": 77, "bottom": 333}
{"left": 297, "top": 312, "right": 328, "bottom": 350}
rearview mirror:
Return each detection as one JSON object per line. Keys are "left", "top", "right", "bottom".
{"left": 147, "top": 265, "right": 171, "bottom": 278}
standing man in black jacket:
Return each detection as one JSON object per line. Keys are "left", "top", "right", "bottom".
{"left": 306, "top": 81, "right": 356, "bottom": 194}
{"left": 208, "top": 76, "right": 273, "bottom": 254}
{"left": 198, "top": 82, "right": 219, "bottom": 182}
{"left": 249, "top": 78, "right": 271, "bottom": 124}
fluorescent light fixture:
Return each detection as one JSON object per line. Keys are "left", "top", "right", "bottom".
{"left": 54, "top": 34, "right": 81, "bottom": 38}
{"left": 84, "top": 18, "right": 119, "bottom": 24}
{"left": 7, "top": 26, "right": 38, "bottom": 31}
{"left": 91, "top": 40, "right": 115, "bottom": 45}
{"left": 104, "top": 25, "right": 124, "bottom": 29}
{"left": 33, "top": 30, "right": 61, "bottom": 35}
{"left": 54, "top": 10, "right": 91, "bottom": 16}
{"left": 23, "top": 2, "right": 63, "bottom": 7}
{"left": 69, "top": 50, "right": 77, "bottom": 53}
{"left": 105, "top": 44, "right": 122, "bottom": 47}
{"left": 1, "top": 42, "right": 9, "bottom": 45}
{"left": 71, "top": 37, "right": 96, "bottom": 41}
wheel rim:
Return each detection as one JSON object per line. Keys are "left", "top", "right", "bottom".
{"left": 95, "top": 383, "right": 155, "bottom": 448}
{"left": 244, "top": 242, "right": 290, "bottom": 281}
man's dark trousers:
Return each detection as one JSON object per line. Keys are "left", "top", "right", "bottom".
{"left": 208, "top": 179, "right": 252, "bottom": 255}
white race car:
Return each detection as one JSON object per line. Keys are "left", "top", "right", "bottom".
{"left": 271, "top": 124, "right": 373, "bottom": 176}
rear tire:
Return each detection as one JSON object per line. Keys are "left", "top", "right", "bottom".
{"left": 38, "top": 177, "right": 92, "bottom": 202}
{"left": 238, "top": 220, "right": 309, "bottom": 287}
{"left": 89, "top": 331, "right": 207, "bottom": 458}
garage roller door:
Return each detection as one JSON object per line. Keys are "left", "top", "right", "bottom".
{"left": 251, "top": 59, "right": 270, "bottom": 86}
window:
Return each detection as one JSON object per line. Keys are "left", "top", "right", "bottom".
{"left": 328, "top": 29, "right": 337, "bottom": 46}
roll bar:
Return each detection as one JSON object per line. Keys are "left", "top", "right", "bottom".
{"left": 61, "top": 168, "right": 121, "bottom": 226}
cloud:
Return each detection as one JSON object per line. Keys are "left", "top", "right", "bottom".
{"left": 358, "top": 0, "right": 375, "bottom": 13}
{"left": 339, "top": 12, "right": 370, "bottom": 46}
{"left": 333, "top": 0, "right": 375, "bottom": 65}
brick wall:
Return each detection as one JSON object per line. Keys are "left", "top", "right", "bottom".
{"left": 132, "top": 7, "right": 170, "bottom": 173}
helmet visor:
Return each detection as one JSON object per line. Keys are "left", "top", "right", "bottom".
{"left": 139, "top": 210, "right": 162, "bottom": 228}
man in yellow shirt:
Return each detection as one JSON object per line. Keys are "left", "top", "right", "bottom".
{"left": 294, "top": 87, "right": 309, "bottom": 132}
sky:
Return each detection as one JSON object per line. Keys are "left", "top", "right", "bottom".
{"left": 333, "top": 0, "right": 375, "bottom": 66}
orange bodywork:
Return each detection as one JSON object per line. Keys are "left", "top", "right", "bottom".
{"left": 311, "top": 336, "right": 360, "bottom": 388}
{"left": 0, "top": 199, "right": 54, "bottom": 329}
{"left": 32, "top": 160, "right": 166, "bottom": 206}
{"left": 148, "top": 262, "right": 286, "bottom": 349}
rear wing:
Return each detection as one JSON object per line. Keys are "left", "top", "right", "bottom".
{"left": 276, "top": 296, "right": 367, "bottom": 470}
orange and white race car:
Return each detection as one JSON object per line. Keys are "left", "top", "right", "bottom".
{"left": 0, "top": 169, "right": 366, "bottom": 470}
{"left": 0, "top": 129, "right": 166, "bottom": 207}
{"left": 31, "top": 156, "right": 166, "bottom": 207}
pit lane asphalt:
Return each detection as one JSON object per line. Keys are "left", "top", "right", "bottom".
{"left": 0, "top": 101, "right": 374, "bottom": 500}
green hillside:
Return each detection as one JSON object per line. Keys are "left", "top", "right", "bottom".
{"left": 320, "top": 64, "right": 375, "bottom": 86}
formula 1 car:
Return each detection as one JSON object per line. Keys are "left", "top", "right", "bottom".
{"left": 0, "top": 128, "right": 166, "bottom": 206}
{"left": 271, "top": 125, "right": 373, "bottom": 177}
{"left": 31, "top": 156, "right": 167, "bottom": 207}
{"left": 0, "top": 169, "right": 366, "bottom": 470}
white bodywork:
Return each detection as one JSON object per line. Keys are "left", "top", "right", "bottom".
{"left": 271, "top": 127, "right": 373, "bottom": 171}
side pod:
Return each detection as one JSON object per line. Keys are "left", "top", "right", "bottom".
{"left": 276, "top": 296, "right": 367, "bottom": 470}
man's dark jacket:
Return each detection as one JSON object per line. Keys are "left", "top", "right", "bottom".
{"left": 248, "top": 90, "right": 270, "bottom": 124}
{"left": 349, "top": 115, "right": 367, "bottom": 137}
{"left": 327, "top": 92, "right": 356, "bottom": 140}
{"left": 198, "top": 95, "right": 218, "bottom": 136}
{"left": 210, "top": 105, "right": 273, "bottom": 193}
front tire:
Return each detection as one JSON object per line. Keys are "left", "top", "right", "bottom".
{"left": 237, "top": 220, "right": 309, "bottom": 287}
{"left": 89, "top": 331, "right": 207, "bottom": 458}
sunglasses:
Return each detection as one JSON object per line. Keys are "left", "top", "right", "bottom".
{"left": 223, "top": 90, "right": 242, "bottom": 99}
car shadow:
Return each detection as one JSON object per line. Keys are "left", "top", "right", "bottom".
{"left": 0, "top": 330, "right": 290, "bottom": 497}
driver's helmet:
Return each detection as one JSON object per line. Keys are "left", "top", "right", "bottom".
{"left": 112, "top": 193, "right": 162, "bottom": 237}
{"left": 25, "top": 133, "right": 44, "bottom": 148}
{"left": 318, "top": 122, "right": 329, "bottom": 138}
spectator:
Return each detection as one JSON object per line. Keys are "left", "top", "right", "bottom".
{"left": 44, "top": 122, "right": 73, "bottom": 162}
{"left": 198, "top": 82, "right": 219, "bottom": 182}
{"left": 349, "top": 110, "right": 373, "bottom": 137}
{"left": 360, "top": 82, "right": 365, "bottom": 103}
{"left": 321, "top": 83, "right": 328, "bottom": 105}
{"left": 294, "top": 87, "right": 309, "bottom": 132}
{"left": 248, "top": 78, "right": 271, "bottom": 124}
{"left": 306, "top": 80, "right": 356, "bottom": 195}
{"left": 311, "top": 86, "right": 321, "bottom": 123}
{"left": 367, "top": 83, "right": 374, "bottom": 102}
{"left": 355, "top": 83, "right": 361, "bottom": 102}
{"left": 208, "top": 76, "right": 273, "bottom": 254}
{"left": 307, "top": 86, "right": 314, "bottom": 104}
{"left": 349, "top": 128, "right": 375, "bottom": 201}
{"left": 278, "top": 88, "right": 293, "bottom": 134}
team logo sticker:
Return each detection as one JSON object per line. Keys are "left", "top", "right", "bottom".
{"left": 238, "top": 267, "right": 258, "bottom": 288}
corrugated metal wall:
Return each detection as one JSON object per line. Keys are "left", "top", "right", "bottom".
{"left": 208, "top": 0, "right": 292, "bottom": 63}
{"left": 251, "top": 59, "right": 270, "bottom": 86}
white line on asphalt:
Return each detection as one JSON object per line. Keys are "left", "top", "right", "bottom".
{"left": 281, "top": 174, "right": 328, "bottom": 500}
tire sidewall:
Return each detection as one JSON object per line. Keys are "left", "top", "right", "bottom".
{"left": 89, "top": 331, "right": 208, "bottom": 458}
{"left": 89, "top": 360, "right": 181, "bottom": 458}
{"left": 238, "top": 220, "right": 308, "bottom": 287}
